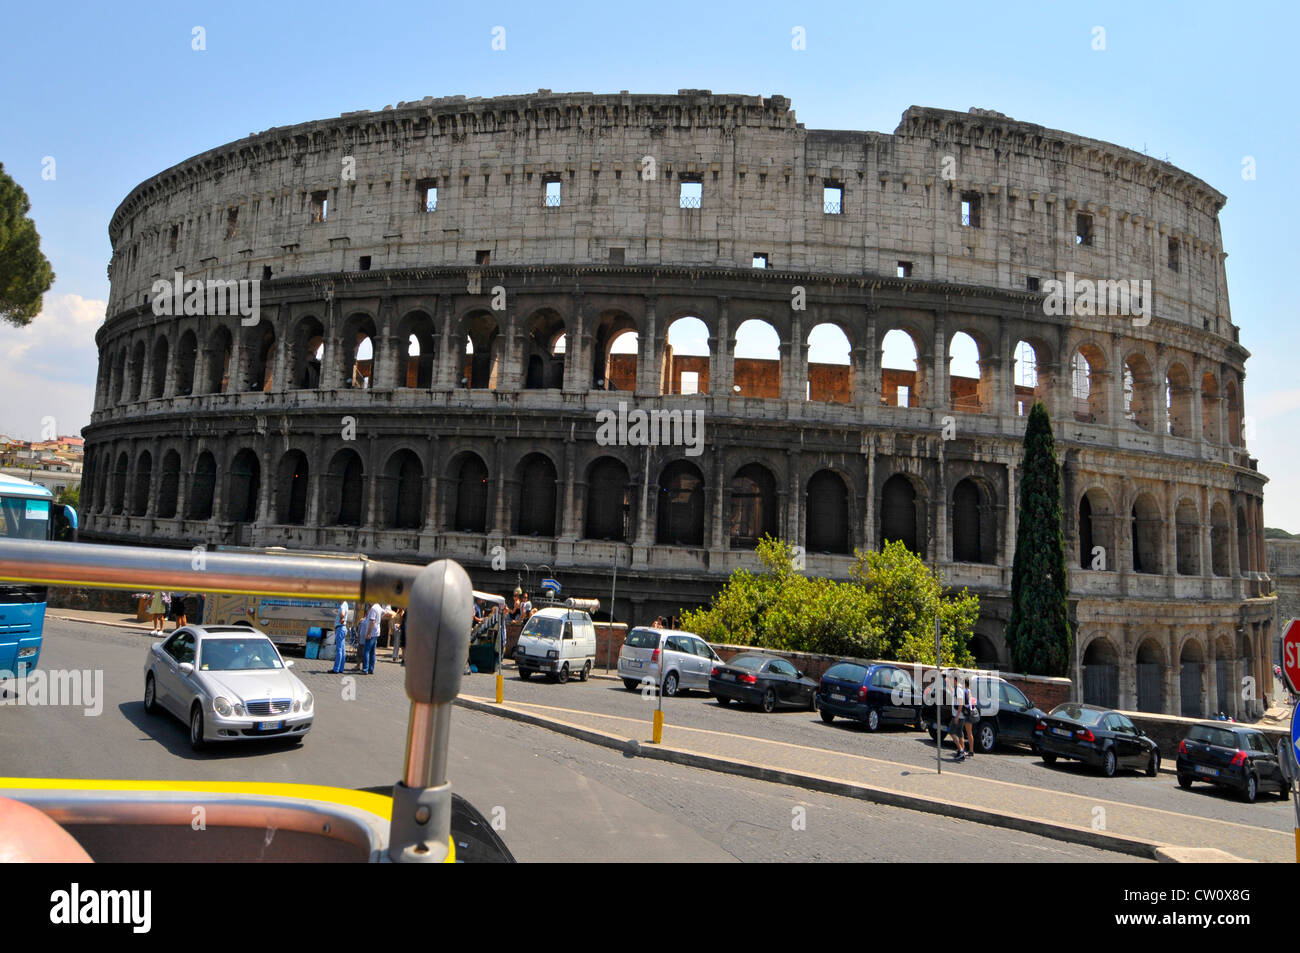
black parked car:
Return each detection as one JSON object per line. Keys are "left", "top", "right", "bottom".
{"left": 921, "top": 673, "right": 1045, "bottom": 754}
{"left": 1175, "top": 722, "right": 1291, "bottom": 803}
{"left": 708, "top": 653, "right": 818, "bottom": 712}
{"left": 817, "top": 662, "right": 922, "bottom": 730}
{"left": 1034, "top": 703, "right": 1160, "bottom": 777}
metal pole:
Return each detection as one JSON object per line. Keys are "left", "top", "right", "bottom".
{"left": 607, "top": 554, "right": 618, "bottom": 674}
{"left": 935, "top": 608, "right": 942, "bottom": 776}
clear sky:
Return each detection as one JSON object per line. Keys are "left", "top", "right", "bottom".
{"left": 3, "top": 1, "right": 1297, "bottom": 526}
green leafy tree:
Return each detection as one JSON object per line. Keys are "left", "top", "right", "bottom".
{"left": 0, "top": 163, "right": 55, "bottom": 327}
{"left": 57, "top": 484, "right": 80, "bottom": 509}
{"left": 1004, "top": 401, "right": 1072, "bottom": 675}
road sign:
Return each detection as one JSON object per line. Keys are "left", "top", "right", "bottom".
{"left": 541, "top": 578, "right": 560, "bottom": 594}
{"left": 1291, "top": 707, "right": 1300, "bottom": 780}
{"left": 1283, "top": 619, "right": 1300, "bottom": 695}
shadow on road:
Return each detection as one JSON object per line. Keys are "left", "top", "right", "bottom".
{"left": 118, "top": 701, "right": 305, "bottom": 762}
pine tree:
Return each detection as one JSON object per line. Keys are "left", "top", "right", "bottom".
{"left": 1005, "top": 401, "right": 1071, "bottom": 675}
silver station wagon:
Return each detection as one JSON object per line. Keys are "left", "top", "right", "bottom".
{"left": 143, "top": 625, "right": 314, "bottom": 750}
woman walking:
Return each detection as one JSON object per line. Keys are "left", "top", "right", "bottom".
{"left": 147, "top": 591, "right": 167, "bottom": 636}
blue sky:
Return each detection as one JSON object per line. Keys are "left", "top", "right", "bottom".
{"left": 3, "top": 0, "right": 1298, "bottom": 526}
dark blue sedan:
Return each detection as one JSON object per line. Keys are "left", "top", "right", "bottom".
{"left": 816, "top": 661, "right": 922, "bottom": 731}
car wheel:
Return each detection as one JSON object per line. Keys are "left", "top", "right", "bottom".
{"left": 662, "top": 672, "right": 679, "bottom": 697}
{"left": 1280, "top": 782, "right": 1291, "bottom": 801}
{"left": 865, "top": 708, "right": 880, "bottom": 732}
{"left": 143, "top": 673, "right": 158, "bottom": 715}
{"left": 761, "top": 688, "right": 777, "bottom": 713}
{"left": 976, "top": 722, "right": 997, "bottom": 754}
{"left": 1102, "top": 748, "right": 1117, "bottom": 778}
{"left": 556, "top": 663, "right": 570, "bottom": 685}
{"left": 518, "top": 669, "right": 532, "bottom": 680}
{"left": 928, "top": 726, "right": 939, "bottom": 743}
{"left": 1177, "top": 773, "right": 1193, "bottom": 789}
{"left": 189, "top": 705, "right": 206, "bottom": 751}
{"left": 623, "top": 678, "right": 639, "bottom": 691}
{"left": 820, "top": 709, "right": 835, "bottom": 724}
{"left": 579, "top": 661, "right": 591, "bottom": 682}
{"left": 1146, "top": 751, "right": 1160, "bottom": 777}
{"left": 716, "top": 695, "right": 731, "bottom": 706}
{"left": 1242, "top": 773, "right": 1258, "bottom": 803}
{"left": 1041, "top": 751, "right": 1057, "bottom": 765}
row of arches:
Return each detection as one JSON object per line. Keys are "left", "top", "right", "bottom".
{"left": 96, "top": 303, "right": 1247, "bottom": 449}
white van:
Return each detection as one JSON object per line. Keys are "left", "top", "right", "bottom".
{"left": 514, "top": 608, "right": 597, "bottom": 683}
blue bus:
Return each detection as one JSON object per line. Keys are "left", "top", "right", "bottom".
{"left": 0, "top": 472, "right": 77, "bottom": 676}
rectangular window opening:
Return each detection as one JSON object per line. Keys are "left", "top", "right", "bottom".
{"left": 752, "top": 253, "right": 769, "bottom": 269}
{"left": 679, "top": 180, "right": 702, "bottom": 209}
{"left": 225, "top": 208, "right": 238, "bottom": 240}
{"left": 897, "top": 261, "right": 913, "bottom": 278}
{"left": 475, "top": 249, "right": 491, "bottom": 265}
{"left": 310, "top": 191, "right": 328, "bottom": 224}
{"left": 609, "top": 247, "right": 625, "bottom": 265}
{"left": 897, "top": 385, "right": 910, "bottom": 407}
{"left": 680, "top": 371, "right": 699, "bottom": 395}
{"left": 1168, "top": 237, "right": 1180, "bottom": 271}
{"left": 169, "top": 225, "right": 179, "bottom": 253}
{"left": 1026, "top": 276, "right": 1040, "bottom": 292}
{"left": 544, "top": 179, "right": 562, "bottom": 207}
{"left": 418, "top": 180, "right": 437, "bottom": 213}
{"left": 960, "top": 192, "right": 981, "bottom": 228}
{"left": 359, "top": 256, "right": 371, "bottom": 271}
{"left": 823, "top": 184, "right": 843, "bottom": 215}
{"left": 1075, "top": 213, "right": 1093, "bottom": 246}
{"left": 262, "top": 266, "right": 272, "bottom": 281}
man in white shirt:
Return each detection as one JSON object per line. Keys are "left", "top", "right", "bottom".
{"left": 359, "top": 602, "right": 393, "bottom": 675}
{"left": 330, "top": 600, "right": 350, "bottom": 674}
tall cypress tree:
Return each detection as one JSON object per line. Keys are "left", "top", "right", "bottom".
{"left": 1005, "top": 401, "right": 1071, "bottom": 675}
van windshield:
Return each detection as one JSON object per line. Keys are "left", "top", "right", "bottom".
{"left": 521, "top": 616, "right": 562, "bottom": 641}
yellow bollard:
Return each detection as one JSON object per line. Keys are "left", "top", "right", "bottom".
{"left": 495, "top": 668, "right": 504, "bottom": 705}
{"left": 652, "top": 709, "right": 664, "bottom": 744}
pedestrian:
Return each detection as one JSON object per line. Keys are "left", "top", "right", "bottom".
{"left": 391, "top": 608, "right": 405, "bottom": 664}
{"left": 962, "top": 673, "right": 978, "bottom": 758}
{"left": 360, "top": 602, "right": 392, "bottom": 675}
{"left": 174, "top": 593, "right": 188, "bottom": 628}
{"left": 147, "top": 590, "right": 166, "bottom": 636}
{"left": 331, "top": 599, "right": 350, "bottom": 674}
{"left": 652, "top": 616, "right": 666, "bottom": 628}
{"left": 947, "top": 672, "right": 969, "bottom": 761}
{"left": 520, "top": 592, "right": 533, "bottom": 620}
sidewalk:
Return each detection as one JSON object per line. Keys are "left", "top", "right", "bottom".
{"left": 457, "top": 694, "right": 1292, "bottom": 862}
{"left": 49, "top": 608, "right": 159, "bottom": 632}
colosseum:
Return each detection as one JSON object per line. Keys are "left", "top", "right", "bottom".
{"left": 80, "top": 90, "right": 1276, "bottom": 718}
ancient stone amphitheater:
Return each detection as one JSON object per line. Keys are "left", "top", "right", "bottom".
{"left": 81, "top": 90, "right": 1276, "bottom": 717}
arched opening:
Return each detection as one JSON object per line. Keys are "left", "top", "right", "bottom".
{"left": 204, "top": 327, "right": 232, "bottom": 395}
{"left": 1013, "top": 340, "right": 1043, "bottom": 416}
{"left": 1226, "top": 379, "right": 1242, "bottom": 446}
{"left": 110, "top": 452, "right": 129, "bottom": 515}
{"left": 951, "top": 478, "right": 992, "bottom": 563}
{"left": 157, "top": 449, "right": 181, "bottom": 519}
{"left": 1175, "top": 498, "right": 1200, "bottom": 575}
{"left": 806, "top": 470, "right": 850, "bottom": 554}
{"left": 1236, "top": 505, "right": 1251, "bottom": 573}
{"left": 130, "top": 451, "right": 152, "bottom": 517}
{"left": 728, "top": 463, "right": 777, "bottom": 549}
{"left": 1213, "top": 635, "right": 1234, "bottom": 715}
{"left": 129, "top": 340, "right": 146, "bottom": 401}
{"left": 1123, "top": 353, "right": 1155, "bottom": 431}
{"left": 462, "top": 312, "right": 501, "bottom": 389}
{"left": 1078, "top": 488, "right": 1115, "bottom": 571}
{"left": 522, "top": 310, "right": 566, "bottom": 390}
{"left": 806, "top": 323, "right": 851, "bottom": 403}
{"left": 1210, "top": 503, "right": 1229, "bottom": 576}
{"left": 149, "top": 337, "right": 169, "bottom": 399}
{"left": 1081, "top": 638, "right": 1119, "bottom": 708}
{"left": 399, "top": 311, "right": 437, "bottom": 388}
{"left": 277, "top": 450, "right": 310, "bottom": 525}
{"left": 339, "top": 314, "right": 376, "bottom": 389}
{"left": 326, "top": 449, "right": 365, "bottom": 526}
{"left": 1135, "top": 639, "right": 1165, "bottom": 713}
{"left": 662, "top": 316, "right": 710, "bottom": 395}
{"left": 657, "top": 460, "right": 705, "bottom": 545}
{"left": 112, "top": 348, "right": 127, "bottom": 403}
{"left": 290, "top": 316, "right": 325, "bottom": 390}
{"left": 187, "top": 452, "right": 216, "bottom": 520}
{"left": 969, "top": 633, "right": 1000, "bottom": 668}
{"left": 1071, "top": 344, "right": 1107, "bottom": 424}
{"left": 1200, "top": 372, "right": 1219, "bottom": 443}
{"left": 175, "top": 330, "right": 197, "bottom": 396}
{"left": 243, "top": 323, "right": 276, "bottom": 392}
{"left": 732, "top": 318, "right": 781, "bottom": 398}
{"left": 1131, "top": 493, "right": 1162, "bottom": 574}
{"left": 948, "top": 331, "right": 987, "bottom": 413}
{"left": 584, "top": 457, "right": 631, "bottom": 541}
{"left": 1166, "top": 363, "right": 1191, "bottom": 437}
{"left": 592, "top": 312, "right": 639, "bottom": 391}
{"left": 515, "top": 453, "right": 558, "bottom": 536}
{"left": 880, "top": 474, "right": 918, "bottom": 553}
{"left": 449, "top": 453, "right": 489, "bottom": 533}
{"left": 226, "top": 449, "right": 261, "bottom": 523}
{"left": 1179, "top": 639, "right": 1206, "bottom": 718}
{"left": 384, "top": 449, "right": 424, "bottom": 529}
{"left": 880, "top": 329, "right": 920, "bottom": 407}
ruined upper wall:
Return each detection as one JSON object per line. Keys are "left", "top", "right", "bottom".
{"left": 105, "top": 91, "right": 1234, "bottom": 338}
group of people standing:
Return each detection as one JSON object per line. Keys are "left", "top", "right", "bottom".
{"left": 330, "top": 600, "right": 403, "bottom": 675}
{"left": 145, "top": 591, "right": 202, "bottom": 637}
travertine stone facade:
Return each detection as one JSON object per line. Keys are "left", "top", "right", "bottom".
{"left": 83, "top": 91, "right": 1274, "bottom": 716}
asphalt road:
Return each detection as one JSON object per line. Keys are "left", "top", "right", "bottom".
{"left": 459, "top": 660, "right": 1297, "bottom": 837}
{"left": 0, "top": 619, "right": 1139, "bottom": 862}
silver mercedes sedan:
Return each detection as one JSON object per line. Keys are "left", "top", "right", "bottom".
{"left": 143, "top": 625, "right": 314, "bottom": 750}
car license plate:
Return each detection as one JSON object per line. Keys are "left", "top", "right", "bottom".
{"left": 830, "top": 693, "right": 845, "bottom": 702}
{"left": 1051, "top": 728, "right": 1072, "bottom": 738}
{"left": 722, "top": 673, "right": 735, "bottom": 681}
{"left": 628, "top": 660, "right": 642, "bottom": 669}
{"left": 1195, "top": 765, "right": 1218, "bottom": 776}
{"left": 258, "top": 721, "right": 283, "bottom": 731}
